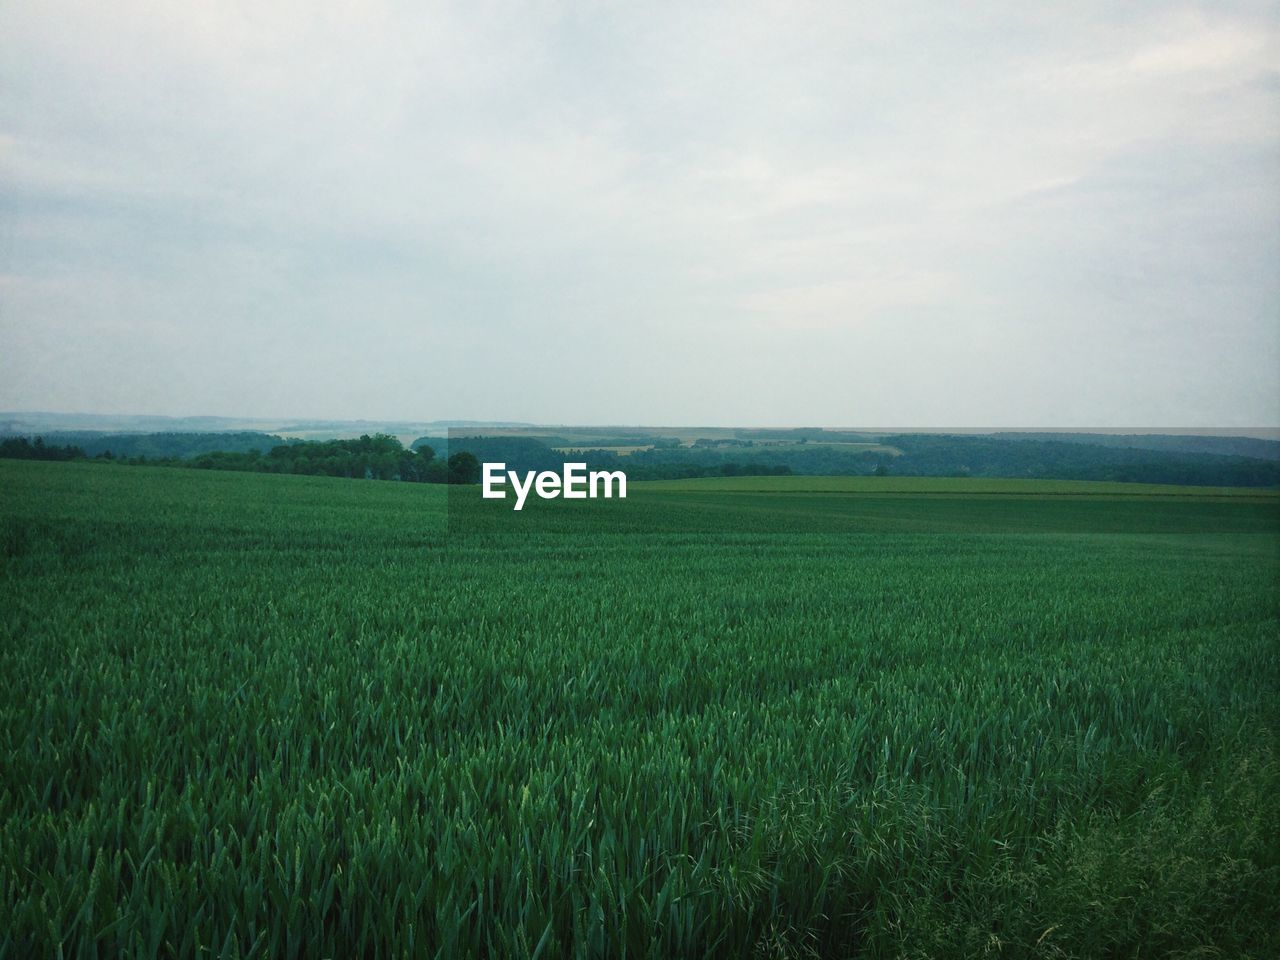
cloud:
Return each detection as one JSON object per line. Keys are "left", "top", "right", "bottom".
{"left": 1, "top": 0, "right": 1277, "bottom": 425}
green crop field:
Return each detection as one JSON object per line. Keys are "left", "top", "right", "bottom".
{"left": 2, "top": 460, "right": 1278, "bottom": 958}
{"left": 644, "top": 475, "right": 1278, "bottom": 496}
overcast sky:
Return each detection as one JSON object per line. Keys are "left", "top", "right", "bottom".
{"left": 2, "top": 1, "right": 1277, "bottom": 427}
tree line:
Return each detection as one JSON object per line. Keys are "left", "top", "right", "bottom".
{"left": 5, "top": 430, "right": 1276, "bottom": 487}
{"left": 0, "top": 433, "right": 485, "bottom": 484}
{"left": 0, "top": 436, "right": 87, "bottom": 461}
{"left": 0, "top": 433, "right": 795, "bottom": 485}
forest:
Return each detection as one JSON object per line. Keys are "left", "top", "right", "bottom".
{"left": 3, "top": 430, "right": 1278, "bottom": 487}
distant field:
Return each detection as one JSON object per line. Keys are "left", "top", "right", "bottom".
{"left": 642, "top": 474, "right": 1280, "bottom": 497}
{"left": 2, "top": 460, "right": 1277, "bottom": 957}
{"left": 552, "top": 445, "right": 653, "bottom": 456}
{"left": 484, "top": 426, "right": 736, "bottom": 443}
{"left": 722, "top": 441, "right": 901, "bottom": 454}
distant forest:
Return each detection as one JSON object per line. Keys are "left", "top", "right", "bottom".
{"left": 0, "top": 434, "right": 791, "bottom": 484}
{"left": 433, "top": 434, "right": 1280, "bottom": 487}
{"left": 0, "top": 434, "right": 470, "bottom": 484}
{"left": 8, "top": 430, "right": 288, "bottom": 459}
{"left": 3, "top": 430, "right": 1279, "bottom": 487}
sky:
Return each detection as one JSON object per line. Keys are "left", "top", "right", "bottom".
{"left": 1, "top": 1, "right": 1278, "bottom": 427}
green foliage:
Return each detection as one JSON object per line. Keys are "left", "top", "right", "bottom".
{"left": 13, "top": 431, "right": 288, "bottom": 460}
{"left": 11, "top": 429, "right": 1280, "bottom": 488}
{"left": 0, "top": 436, "right": 85, "bottom": 461}
{"left": 880, "top": 434, "right": 1280, "bottom": 486}
{"left": 445, "top": 450, "right": 480, "bottom": 485}
{"left": 432, "top": 437, "right": 793, "bottom": 482}
{"left": 544, "top": 433, "right": 1280, "bottom": 487}
{"left": 191, "top": 433, "right": 440, "bottom": 483}
{"left": 1, "top": 461, "right": 1277, "bottom": 957}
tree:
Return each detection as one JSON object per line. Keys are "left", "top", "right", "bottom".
{"left": 447, "top": 451, "right": 481, "bottom": 485}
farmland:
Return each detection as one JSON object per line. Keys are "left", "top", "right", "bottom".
{"left": 641, "top": 475, "right": 1278, "bottom": 496}
{"left": 552, "top": 446, "right": 654, "bottom": 457}
{"left": 2, "top": 460, "right": 1278, "bottom": 957}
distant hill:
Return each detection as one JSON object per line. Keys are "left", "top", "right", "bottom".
{"left": 427, "top": 431, "right": 1280, "bottom": 488}
{"left": 877, "top": 434, "right": 1280, "bottom": 487}
{"left": 0, "top": 412, "right": 534, "bottom": 437}
{"left": 10, "top": 431, "right": 289, "bottom": 459}
{"left": 996, "top": 432, "right": 1280, "bottom": 461}
{"left": 4, "top": 417, "right": 1279, "bottom": 486}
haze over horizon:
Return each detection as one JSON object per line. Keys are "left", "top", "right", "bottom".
{"left": 3, "top": 1, "right": 1278, "bottom": 428}
{"left": 4, "top": 409, "right": 1279, "bottom": 442}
